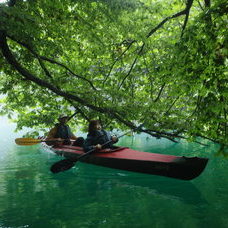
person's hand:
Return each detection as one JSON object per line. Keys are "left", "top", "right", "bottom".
{"left": 56, "top": 138, "right": 63, "bottom": 142}
{"left": 111, "top": 136, "right": 118, "bottom": 143}
{"left": 94, "top": 144, "right": 102, "bottom": 150}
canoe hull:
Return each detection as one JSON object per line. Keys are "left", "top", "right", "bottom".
{"left": 46, "top": 145, "right": 208, "bottom": 180}
{"left": 83, "top": 155, "right": 208, "bottom": 180}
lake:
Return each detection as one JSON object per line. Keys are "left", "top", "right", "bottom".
{"left": 0, "top": 116, "right": 228, "bottom": 228}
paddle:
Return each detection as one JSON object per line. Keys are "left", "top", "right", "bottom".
{"left": 50, "top": 128, "right": 138, "bottom": 174}
{"left": 15, "top": 138, "right": 67, "bottom": 146}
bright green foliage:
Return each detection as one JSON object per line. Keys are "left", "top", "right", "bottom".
{"left": 0, "top": 0, "right": 227, "bottom": 147}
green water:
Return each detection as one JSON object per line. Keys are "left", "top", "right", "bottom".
{"left": 0, "top": 117, "right": 228, "bottom": 228}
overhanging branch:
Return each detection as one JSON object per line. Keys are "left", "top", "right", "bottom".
{"left": 37, "top": 58, "right": 53, "bottom": 79}
{"left": 6, "top": 35, "right": 97, "bottom": 91}
{"left": 116, "top": 0, "right": 194, "bottom": 89}
{"left": 103, "top": 40, "right": 136, "bottom": 85}
{"left": 0, "top": 31, "right": 139, "bottom": 132}
{"left": 0, "top": 32, "right": 195, "bottom": 143}
{"left": 147, "top": 0, "right": 194, "bottom": 38}
{"left": 118, "top": 42, "right": 145, "bottom": 90}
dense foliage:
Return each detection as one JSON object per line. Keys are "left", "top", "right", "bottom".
{"left": 0, "top": 0, "right": 227, "bottom": 148}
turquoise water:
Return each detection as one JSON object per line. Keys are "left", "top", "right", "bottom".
{"left": 0, "top": 117, "right": 228, "bottom": 228}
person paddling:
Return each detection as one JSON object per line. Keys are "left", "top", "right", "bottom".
{"left": 46, "top": 114, "right": 84, "bottom": 146}
{"left": 83, "top": 120, "right": 118, "bottom": 152}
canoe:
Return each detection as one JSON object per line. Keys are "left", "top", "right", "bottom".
{"left": 44, "top": 144, "right": 209, "bottom": 180}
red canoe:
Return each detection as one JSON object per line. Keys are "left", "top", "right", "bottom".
{"left": 45, "top": 144, "right": 209, "bottom": 180}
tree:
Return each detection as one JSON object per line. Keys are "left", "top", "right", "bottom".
{"left": 0, "top": 0, "right": 227, "bottom": 148}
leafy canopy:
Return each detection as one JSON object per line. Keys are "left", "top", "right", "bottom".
{"left": 0, "top": 0, "right": 227, "bottom": 148}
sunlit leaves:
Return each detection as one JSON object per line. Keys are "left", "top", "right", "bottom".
{"left": 0, "top": 0, "right": 227, "bottom": 146}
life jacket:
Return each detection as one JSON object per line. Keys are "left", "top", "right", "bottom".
{"left": 87, "top": 130, "right": 113, "bottom": 148}
{"left": 54, "top": 124, "right": 71, "bottom": 139}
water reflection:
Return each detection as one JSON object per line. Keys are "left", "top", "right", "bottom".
{"left": 70, "top": 164, "right": 208, "bottom": 206}
{"left": 1, "top": 132, "right": 227, "bottom": 228}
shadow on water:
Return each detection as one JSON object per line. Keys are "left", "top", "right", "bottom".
{"left": 51, "top": 162, "right": 208, "bottom": 206}
{"left": 117, "top": 176, "right": 207, "bottom": 206}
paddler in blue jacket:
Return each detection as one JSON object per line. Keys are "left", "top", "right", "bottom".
{"left": 46, "top": 114, "right": 84, "bottom": 146}
{"left": 83, "top": 120, "right": 118, "bottom": 152}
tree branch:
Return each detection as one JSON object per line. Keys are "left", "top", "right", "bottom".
{"left": 6, "top": 35, "right": 97, "bottom": 91}
{"left": 197, "top": 0, "right": 204, "bottom": 10}
{"left": 147, "top": 0, "right": 194, "bottom": 38}
{"left": 204, "top": 0, "right": 211, "bottom": 7}
{"left": 164, "top": 96, "right": 180, "bottom": 115}
{"left": 118, "top": 55, "right": 138, "bottom": 90}
{"left": 118, "top": 43, "right": 145, "bottom": 90}
{"left": 37, "top": 58, "right": 53, "bottom": 79}
{"left": 40, "top": 55, "right": 97, "bottom": 91}
{"left": 0, "top": 31, "right": 92, "bottom": 107}
{"left": 154, "top": 83, "right": 166, "bottom": 102}
{"left": 106, "top": 0, "right": 194, "bottom": 91}
{"left": 67, "top": 100, "right": 90, "bottom": 122}
{"left": 0, "top": 31, "right": 140, "bottom": 134}
{"left": 118, "top": 0, "right": 195, "bottom": 86}
{"left": 0, "top": 32, "right": 216, "bottom": 145}
{"left": 181, "top": 0, "right": 194, "bottom": 37}
{"left": 103, "top": 40, "right": 136, "bottom": 85}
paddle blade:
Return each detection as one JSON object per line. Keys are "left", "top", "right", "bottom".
{"left": 50, "top": 159, "right": 76, "bottom": 173}
{"left": 15, "top": 138, "right": 42, "bottom": 146}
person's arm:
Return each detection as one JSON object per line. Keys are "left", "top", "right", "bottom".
{"left": 70, "top": 134, "right": 78, "bottom": 140}
{"left": 83, "top": 136, "right": 102, "bottom": 152}
{"left": 46, "top": 127, "right": 62, "bottom": 143}
{"left": 46, "top": 127, "right": 57, "bottom": 140}
{"left": 103, "top": 130, "right": 118, "bottom": 147}
{"left": 68, "top": 127, "right": 78, "bottom": 140}
{"left": 111, "top": 135, "right": 118, "bottom": 143}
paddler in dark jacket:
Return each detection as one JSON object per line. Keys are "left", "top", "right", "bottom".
{"left": 46, "top": 114, "right": 84, "bottom": 146}
{"left": 83, "top": 120, "right": 118, "bottom": 152}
